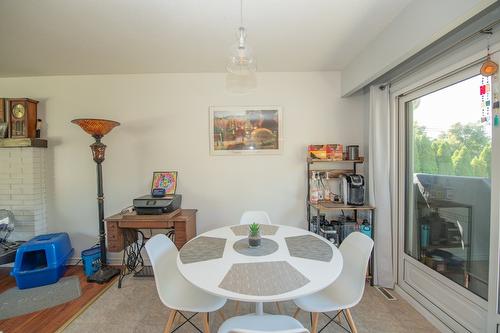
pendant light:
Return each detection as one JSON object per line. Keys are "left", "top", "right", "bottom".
{"left": 227, "top": 0, "right": 256, "bottom": 75}
{"left": 480, "top": 30, "right": 498, "bottom": 77}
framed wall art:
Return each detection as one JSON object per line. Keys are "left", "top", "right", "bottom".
{"left": 209, "top": 106, "right": 283, "bottom": 155}
{"left": 151, "top": 171, "right": 178, "bottom": 195}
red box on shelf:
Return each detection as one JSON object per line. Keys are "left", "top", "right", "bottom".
{"left": 308, "top": 144, "right": 343, "bottom": 160}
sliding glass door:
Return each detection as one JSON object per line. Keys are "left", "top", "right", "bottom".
{"left": 397, "top": 65, "right": 496, "bottom": 332}
{"left": 405, "top": 74, "right": 492, "bottom": 300}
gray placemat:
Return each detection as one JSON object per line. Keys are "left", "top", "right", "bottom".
{"left": 233, "top": 238, "right": 279, "bottom": 257}
{"left": 179, "top": 236, "right": 227, "bottom": 264}
{"left": 285, "top": 235, "right": 333, "bottom": 262}
{"left": 219, "top": 261, "right": 310, "bottom": 296}
{"left": 0, "top": 276, "right": 81, "bottom": 320}
{"left": 230, "top": 224, "right": 279, "bottom": 236}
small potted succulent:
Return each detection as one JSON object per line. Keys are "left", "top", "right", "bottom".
{"left": 248, "top": 223, "right": 261, "bottom": 248}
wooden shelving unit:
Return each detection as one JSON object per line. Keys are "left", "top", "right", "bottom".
{"left": 306, "top": 156, "right": 375, "bottom": 285}
{"left": 309, "top": 201, "right": 375, "bottom": 211}
{"left": 307, "top": 157, "right": 365, "bottom": 163}
{"left": 306, "top": 157, "right": 371, "bottom": 226}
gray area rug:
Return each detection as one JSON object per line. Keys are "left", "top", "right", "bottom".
{"left": 233, "top": 238, "right": 279, "bottom": 257}
{"left": 63, "top": 277, "right": 440, "bottom": 333}
{"left": 0, "top": 276, "right": 81, "bottom": 320}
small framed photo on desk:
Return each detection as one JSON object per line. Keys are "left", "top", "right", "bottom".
{"left": 151, "top": 171, "right": 178, "bottom": 195}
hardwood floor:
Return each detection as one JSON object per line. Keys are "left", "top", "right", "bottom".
{"left": 0, "top": 265, "right": 117, "bottom": 333}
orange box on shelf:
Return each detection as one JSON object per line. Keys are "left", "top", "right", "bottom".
{"left": 308, "top": 144, "right": 343, "bottom": 160}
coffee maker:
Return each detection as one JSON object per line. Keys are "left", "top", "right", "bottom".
{"left": 341, "top": 174, "right": 365, "bottom": 206}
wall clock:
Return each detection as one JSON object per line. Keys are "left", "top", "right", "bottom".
{"left": 8, "top": 98, "right": 39, "bottom": 138}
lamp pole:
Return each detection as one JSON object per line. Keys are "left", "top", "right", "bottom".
{"left": 72, "top": 119, "right": 120, "bottom": 284}
{"left": 93, "top": 137, "right": 108, "bottom": 268}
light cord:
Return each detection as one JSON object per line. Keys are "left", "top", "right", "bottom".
{"left": 240, "top": 0, "right": 243, "bottom": 27}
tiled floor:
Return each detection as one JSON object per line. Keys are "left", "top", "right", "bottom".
{"left": 64, "top": 277, "right": 439, "bottom": 333}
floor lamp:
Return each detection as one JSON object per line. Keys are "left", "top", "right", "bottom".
{"left": 72, "top": 118, "right": 121, "bottom": 283}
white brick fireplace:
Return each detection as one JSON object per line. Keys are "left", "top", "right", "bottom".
{"left": 0, "top": 147, "right": 48, "bottom": 240}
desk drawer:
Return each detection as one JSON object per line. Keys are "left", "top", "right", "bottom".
{"left": 118, "top": 221, "right": 174, "bottom": 229}
{"left": 106, "top": 221, "right": 124, "bottom": 252}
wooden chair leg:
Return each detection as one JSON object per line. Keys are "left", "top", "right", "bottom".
{"left": 335, "top": 310, "right": 342, "bottom": 324}
{"left": 164, "top": 310, "right": 177, "bottom": 333}
{"left": 203, "top": 312, "right": 211, "bottom": 333}
{"left": 311, "top": 312, "right": 319, "bottom": 333}
{"left": 275, "top": 301, "right": 282, "bottom": 314}
{"left": 218, "top": 309, "right": 226, "bottom": 321}
{"left": 345, "top": 308, "right": 358, "bottom": 333}
{"left": 234, "top": 301, "right": 240, "bottom": 315}
{"left": 293, "top": 307, "right": 301, "bottom": 319}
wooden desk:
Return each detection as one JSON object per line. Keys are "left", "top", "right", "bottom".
{"left": 105, "top": 209, "right": 197, "bottom": 288}
{"left": 105, "top": 209, "right": 197, "bottom": 251}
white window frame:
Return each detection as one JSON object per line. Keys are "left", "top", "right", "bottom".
{"left": 390, "top": 57, "right": 500, "bottom": 331}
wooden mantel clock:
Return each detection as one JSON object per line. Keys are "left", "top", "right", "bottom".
{"left": 8, "top": 98, "right": 39, "bottom": 138}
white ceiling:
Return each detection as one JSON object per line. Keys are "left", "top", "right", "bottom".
{"left": 0, "top": 0, "right": 412, "bottom": 77}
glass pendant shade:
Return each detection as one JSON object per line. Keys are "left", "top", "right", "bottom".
{"left": 227, "top": 27, "right": 257, "bottom": 75}
{"left": 226, "top": 71, "right": 257, "bottom": 94}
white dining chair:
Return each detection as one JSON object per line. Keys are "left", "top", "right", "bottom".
{"left": 239, "top": 211, "right": 272, "bottom": 225}
{"left": 145, "top": 234, "right": 227, "bottom": 333}
{"left": 218, "top": 314, "right": 309, "bottom": 333}
{"left": 236, "top": 210, "right": 282, "bottom": 315}
{"left": 293, "top": 232, "right": 374, "bottom": 333}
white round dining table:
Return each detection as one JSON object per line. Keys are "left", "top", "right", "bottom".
{"left": 177, "top": 224, "right": 343, "bottom": 315}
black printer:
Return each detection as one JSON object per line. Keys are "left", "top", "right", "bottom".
{"left": 133, "top": 194, "right": 182, "bottom": 215}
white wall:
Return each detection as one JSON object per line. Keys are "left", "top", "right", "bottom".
{"left": 0, "top": 72, "right": 365, "bottom": 259}
{"left": 341, "top": 0, "right": 495, "bottom": 96}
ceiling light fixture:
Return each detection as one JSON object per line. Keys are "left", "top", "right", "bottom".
{"left": 227, "top": 0, "right": 256, "bottom": 75}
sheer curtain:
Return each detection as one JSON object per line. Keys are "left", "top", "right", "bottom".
{"left": 369, "top": 85, "right": 395, "bottom": 288}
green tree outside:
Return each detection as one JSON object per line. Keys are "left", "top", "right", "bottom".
{"left": 413, "top": 122, "right": 491, "bottom": 178}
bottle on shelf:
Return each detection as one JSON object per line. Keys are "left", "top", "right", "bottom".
{"left": 321, "top": 175, "right": 331, "bottom": 201}
{"left": 360, "top": 219, "right": 372, "bottom": 238}
{"left": 310, "top": 171, "right": 319, "bottom": 204}
{"left": 316, "top": 174, "right": 324, "bottom": 201}
{"left": 420, "top": 223, "right": 430, "bottom": 248}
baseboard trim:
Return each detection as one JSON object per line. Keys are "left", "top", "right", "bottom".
{"left": 395, "top": 285, "right": 454, "bottom": 333}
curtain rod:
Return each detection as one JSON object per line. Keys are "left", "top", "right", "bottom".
{"left": 389, "top": 16, "right": 500, "bottom": 87}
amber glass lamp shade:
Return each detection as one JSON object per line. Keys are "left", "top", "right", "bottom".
{"left": 71, "top": 118, "right": 120, "bottom": 138}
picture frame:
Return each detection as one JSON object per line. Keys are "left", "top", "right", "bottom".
{"left": 209, "top": 106, "right": 283, "bottom": 155}
{"left": 151, "top": 171, "right": 178, "bottom": 195}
